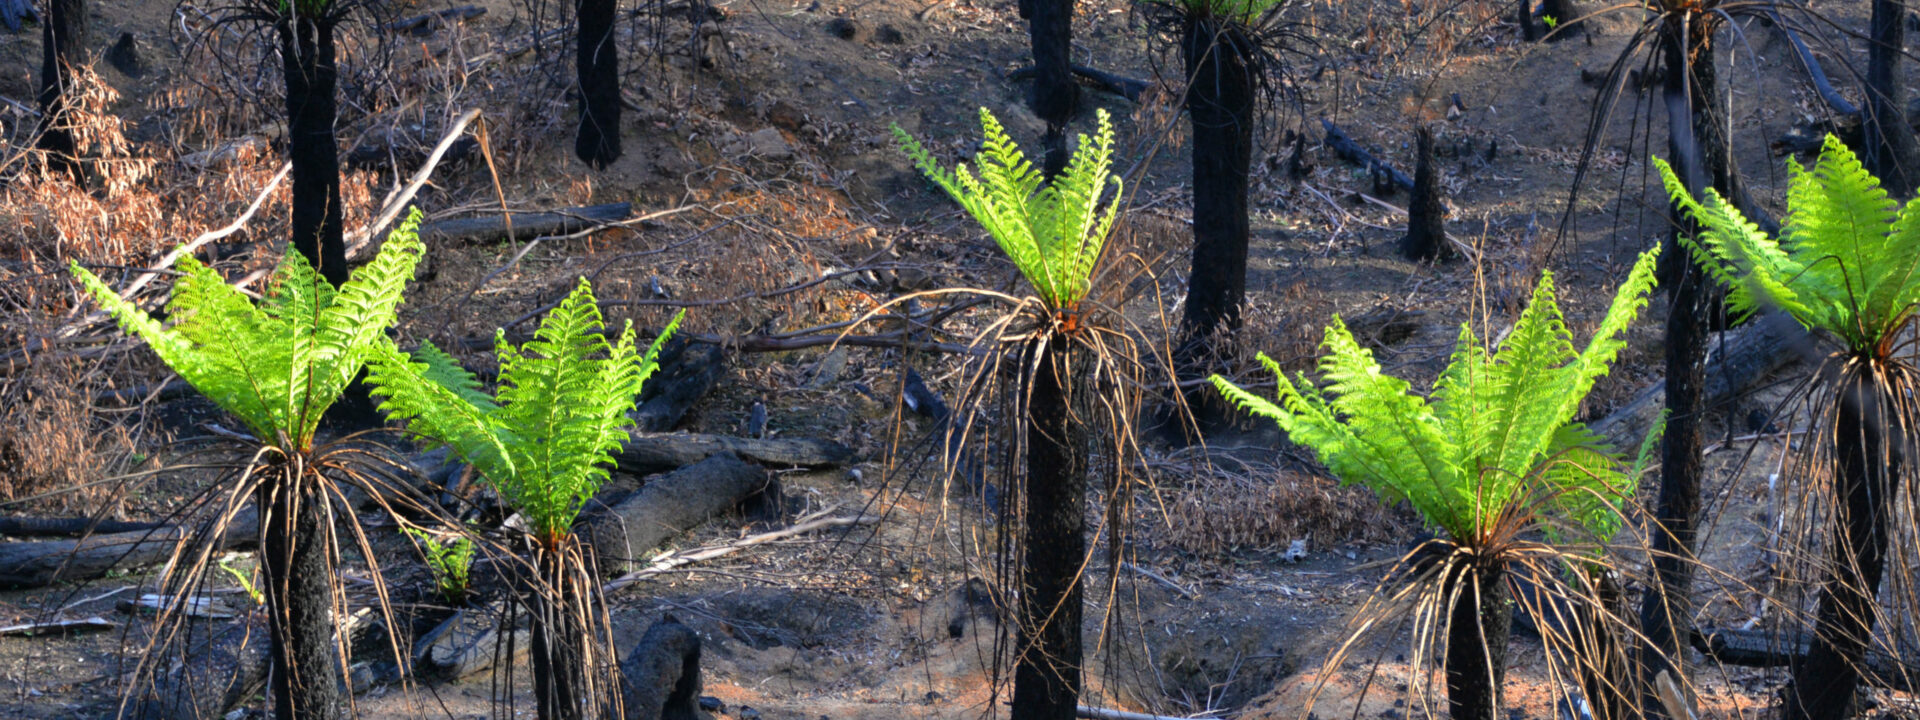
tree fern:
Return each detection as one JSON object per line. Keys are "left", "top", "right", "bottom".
{"left": 367, "top": 279, "right": 681, "bottom": 544}
{"left": 69, "top": 208, "right": 428, "bottom": 452}
{"left": 1658, "top": 135, "right": 1920, "bottom": 353}
{"left": 1663, "top": 135, "right": 1920, "bottom": 720}
{"left": 1170, "top": 0, "right": 1283, "bottom": 23}
{"left": 893, "top": 107, "right": 1121, "bottom": 310}
{"left": 1212, "top": 247, "right": 1661, "bottom": 543}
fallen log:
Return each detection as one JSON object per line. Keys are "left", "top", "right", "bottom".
{"left": 615, "top": 431, "right": 854, "bottom": 474}
{"left": 385, "top": 4, "right": 485, "bottom": 34}
{"left": 582, "top": 452, "right": 766, "bottom": 574}
{"left": 1693, "top": 625, "right": 1920, "bottom": 692}
{"left": 1322, "top": 119, "right": 1415, "bottom": 195}
{"left": 1007, "top": 64, "right": 1150, "bottom": 102}
{"left": 422, "top": 202, "right": 631, "bottom": 245}
{"left": 1770, "top": 9, "right": 1860, "bottom": 118}
{"left": 0, "top": 616, "right": 115, "bottom": 636}
{"left": 358, "top": 202, "right": 633, "bottom": 261}
{"left": 414, "top": 601, "right": 528, "bottom": 680}
{"left": 0, "top": 506, "right": 260, "bottom": 589}
{"left": 0, "top": 515, "right": 167, "bottom": 538}
{"left": 1590, "top": 312, "right": 1812, "bottom": 447}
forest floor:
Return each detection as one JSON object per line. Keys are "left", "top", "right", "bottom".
{"left": 0, "top": 0, "right": 1906, "bottom": 717}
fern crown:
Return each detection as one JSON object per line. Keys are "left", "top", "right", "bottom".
{"left": 893, "top": 107, "right": 1122, "bottom": 310}
{"left": 1212, "top": 249, "right": 1662, "bottom": 543}
{"left": 367, "top": 280, "right": 682, "bottom": 544}
{"left": 70, "top": 208, "right": 428, "bottom": 453}
{"left": 1657, "top": 136, "right": 1920, "bottom": 356}
{"left": 1168, "top": 0, "right": 1284, "bottom": 24}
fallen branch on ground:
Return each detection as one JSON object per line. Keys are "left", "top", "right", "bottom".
{"left": 604, "top": 509, "right": 876, "bottom": 592}
{"left": 581, "top": 452, "right": 767, "bottom": 575}
{"left": 0, "top": 506, "right": 261, "bottom": 589}
{"left": 617, "top": 431, "right": 855, "bottom": 473}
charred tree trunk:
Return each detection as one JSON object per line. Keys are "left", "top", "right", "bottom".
{"left": 1863, "top": 0, "right": 1918, "bottom": 197}
{"left": 1580, "top": 573, "right": 1631, "bottom": 720}
{"left": 1514, "top": 0, "right": 1537, "bottom": 41}
{"left": 35, "top": 0, "right": 85, "bottom": 179}
{"left": 280, "top": 14, "right": 381, "bottom": 427}
{"left": 1402, "top": 125, "right": 1445, "bottom": 261}
{"left": 259, "top": 471, "right": 342, "bottom": 720}
{"left": 573, "top": 0, "right": 621, "bottom": 168}
{"left": 1010, "top": 337, "right": 1087, "bottom": 720}
{"left": 1445, "top": 561, "right": 1511, "bottom": 720}
{"left": 1173, "top": 17, "right": 1255, "bottom": 430}
{"left": 1638, "top": 16, "right": 1728, "bottom": 719}
{"left": 530, "top": 544, "right": 586, "bottom": 720}
{"left": 1021, "top": 0, "right": 1076, "bottom": 178}
{"left": 1540, "top": 0, "right": 1580, "bottom": 39}
{"left": 279, "top": 15, "right": 347, "bottom": 288}
{"left": 1787, "top": 367, "right": 1904, "bottom": 720}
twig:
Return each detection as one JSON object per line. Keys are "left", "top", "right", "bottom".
{"left": 602, "top": 512, "right": 877, "bottom": 593}
{"left": 59, "top": 162, "right": 291, "bottom": 338}
{"left": 1120, "top": 562, "right": 1198, "bottom": 600}
{"left": 346, "top": 108, "right": 483, "bottom": 260}
{"left": 1077, "top": 706, "right": 1210, "bottom": 720}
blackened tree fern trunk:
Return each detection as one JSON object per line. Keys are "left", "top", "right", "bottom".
{"left": 35, "top": 0, "right": 84, "bottom": 179}
{"left": 1402, "top": 125, "right": 1444, "bottom": 261}
{"left": 1011, "top": 337, "right": 1087, "bottom": 720}
{"left": 1020, "top": 0, "right": 1076, "bottom": 178}
{"left": 279, "top": 15, "right": 347, "bottom": 288}
{"left": 1638, "top": 16, "right": 1731, "bottom": 718}
{"left": 1444, "top": 561, "right": 1510, "bottom": 720}
{"left": 1787, "top": 367, "right": 1904, "bottom": 720}
{"left": 1514, "top": 0, "right": 1537, "bottom": 41}
{"left": 530, "top": 544, "right": 586, "bottom": 720}
{"left": 260, "top": 470, "right": 343, "bottom": 720}
{"left": 1539, "top": 0, "right": 1580, "bottom": 40}
{"left": 1863, "top": 0, "right": 1918, "bottom": 197}
{"left": 1580, "top": 572, "right": 1631, "bottom": 720}
{"left": 1174, "top": 17, "right": 1255, "bottom": 430}
{"left": 574, "top": 0, "right": 620, "bottom": 168}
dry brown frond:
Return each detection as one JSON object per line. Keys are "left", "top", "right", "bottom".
{"left": 0, "top": 357, "right": 136, "bottom": 514}
{"left": 1159, "top": 464, "right": 1400, "bottom": 557}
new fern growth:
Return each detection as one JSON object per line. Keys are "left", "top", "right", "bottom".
{"left": 69, "top": 208, "right": 428, "bottom": 453}
{"left": 1212, "top": 248, "right": 1663, "bottom": 544}
{"left": 1658, "top": 135, "right": 1920, "bottom": 355}
{"left": 408, "top": 529, "right": 476, "bottom": 605}
{"left": 368, "top": 280, "right": 682, "bottom": 545}
{"left": 893, "top": 107, "right": 1122, "bottom": 310}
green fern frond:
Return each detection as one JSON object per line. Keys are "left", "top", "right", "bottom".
{"left": 1660, "top": 136, "right": 1920, "bottom": 355}
{"left": 892, "top": 107, "right": 1122, "bottom": 310}
{"left": 1171, "top": 0, "right": 1284, "bottom": 24}
{"left": 70, "top": 208, "right": 428, "bottom": 452}
{"left": 369, "top": 279, "right": 684, "bottom": 544}
{"left": 1213, "top": 247, "right": 1660, "bottom": 545}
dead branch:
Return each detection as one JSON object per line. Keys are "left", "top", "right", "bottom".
{"left": 603, "top": 510, "right": 876, "bottom": 593}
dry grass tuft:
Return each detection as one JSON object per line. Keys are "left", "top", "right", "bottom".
{"left": 0, "top": 358, "right": 134, "bottom": 514}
